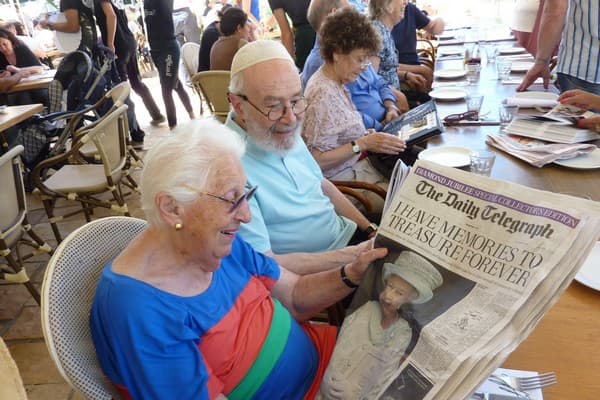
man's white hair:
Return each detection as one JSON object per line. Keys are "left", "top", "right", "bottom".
{"left": 140, "top": 119, "right": 246, "bottom": 228}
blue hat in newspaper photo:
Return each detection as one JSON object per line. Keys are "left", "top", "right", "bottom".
{"left": 383, "top": 251, "right": 443, "bottom": 304}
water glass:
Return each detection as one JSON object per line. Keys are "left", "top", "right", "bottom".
{"left": 466, "top": 94, "right": 484, "bottom": 116}
{"left": 470, "top": 150, "right": 496, "bottom": 176}
{"left": 496, "top": 59, "right": 512, "bottom": 80}
{"left": 499, "top": 105, "right": 518, "bottom": 126}
{"left": 466, "top": 63, "right": 481, "bottom": 84}
{"left": 485, "top": 45, "right": 498, "bottom": 63}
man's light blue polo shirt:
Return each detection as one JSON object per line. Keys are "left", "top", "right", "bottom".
{"left": 226, "top": 116, "right": 357, "bottom": 254}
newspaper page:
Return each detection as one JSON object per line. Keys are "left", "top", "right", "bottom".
{"left": 485, "top": 134, "right": 597, "bottom": 167}
{"left": 320, "top": 159, "right": 600, "bottom": 400}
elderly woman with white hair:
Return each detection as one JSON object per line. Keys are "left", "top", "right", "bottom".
{"left": 89, "top": 119, "right": 386, "bottom": 400}
{"left": 318, "top": 251, "right": 443, "bottom": 400}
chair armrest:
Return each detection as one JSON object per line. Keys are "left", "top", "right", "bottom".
{"left": 330, "top": 180, "right": 387, "bottom": 200}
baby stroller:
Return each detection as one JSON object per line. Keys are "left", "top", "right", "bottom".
{"left": 16, "top": 47, "right": 116, "bottom": 171}
{"left": 17, "top": 45, "right": 143, "bottom": 171}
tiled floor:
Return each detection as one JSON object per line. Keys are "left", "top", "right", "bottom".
{"left": 1, "top": 72, "right": 205, "bottom": 399}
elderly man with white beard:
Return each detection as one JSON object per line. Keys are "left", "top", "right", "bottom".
{"left": 226, "top": 40, "right": 378, "bottom": 271}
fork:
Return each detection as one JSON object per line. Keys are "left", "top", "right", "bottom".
{"left": 491, "top": 372, "right": 557, "bottom": 391}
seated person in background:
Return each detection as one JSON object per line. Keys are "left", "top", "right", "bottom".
{"left": 302, "top": 0, "right": 409, "bottom": 129}
{"left": 0, "top": 28, "right": 43, "bottom": 76}
{"left": 558, "top": 89, "right": 600, "bottom": 131}
{"left": 0, "top": 28, "right": 46, "bottom": 105}
{"left": 90, "top": 118, "right": 388, "bottom": 399}
{"left": 2, "top": 21, "right": 47, "bottom": 59}
{"left": 303, "top": 8, "right": 407, "bottom": 211}
{"left": 210, "top": 7, "right": 253, "bottom": 70}
{"left": 227, "top": 39, "right": 380, "bottom": 259}
{"left": 198, "top": 3, "right": 231, "bottom": 72}
{"left": 391, "top": 3, "right": 444, "bottom": 93}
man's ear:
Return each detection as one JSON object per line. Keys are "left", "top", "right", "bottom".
{"left": 155, "top": 192, "right": 183, "bottom": 227}
{"left": 229, "top": 92, "right": 246, "bottom": 119}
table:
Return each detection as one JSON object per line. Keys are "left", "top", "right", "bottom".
{"left": 7, "top": 70, "right": 56, "bottom": 93}
{"left": 0, "top": 103, "right": 45, "bottom": 152}
{"left": 430, "top": 53, "right": 600, "bottom": 399}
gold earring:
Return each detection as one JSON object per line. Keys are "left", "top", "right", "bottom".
{"left": 175, "top": 223, "right": 182, "bottom": 231}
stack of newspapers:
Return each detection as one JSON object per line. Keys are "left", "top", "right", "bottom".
{"left": 489, "top": 104, "right": 600, "bottom": 166}
{"left": 364, "top": 160, "right": 600, "bottom": 399}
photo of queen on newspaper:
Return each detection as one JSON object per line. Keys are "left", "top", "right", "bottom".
{"left": 317, "top": 251, "right": 444, "bottom": 400}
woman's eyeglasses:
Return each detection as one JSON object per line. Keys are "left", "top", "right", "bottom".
{"left": 442, "top": 111, "right": 480, "bottom": 125}
{"left": 183, "top": 184, "right": 258, "bottom": 213}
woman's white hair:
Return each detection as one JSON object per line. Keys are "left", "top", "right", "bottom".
{"left": 140, "top": 119, "right": 246, "bottom": 227}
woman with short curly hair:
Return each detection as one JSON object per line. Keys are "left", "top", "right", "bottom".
{"left": 303, "top": 8, "right": 406, "bottom": 212}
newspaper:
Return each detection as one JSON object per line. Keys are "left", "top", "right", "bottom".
{"left": 486, "top": 134, "right": 597, "bottom": 167}
{"left": 332, "top": 160, "right": 600, "bottom": 400}
{"left": 504, "top": 104, "right": 600, "bottom": 144}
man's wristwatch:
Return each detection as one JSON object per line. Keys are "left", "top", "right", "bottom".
{"left": 363, "top": 222, "right": 378, "bottom": 236}
{"left": 351, "top": 140, "right": 361, "bottom": 154}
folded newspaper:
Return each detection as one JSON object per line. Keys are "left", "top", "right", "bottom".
{"left": 318, "top": 160, "right": 600, "bottom": 400}
{"left": 486, "top": 134, "right": 598, "bottom": 167}
{"left": 504, "top": 104, "right": 600, "bottom": 144}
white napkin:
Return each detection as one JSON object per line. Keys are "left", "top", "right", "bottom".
{"left": 504, "top": 97, "right": 558, "bottom": 108}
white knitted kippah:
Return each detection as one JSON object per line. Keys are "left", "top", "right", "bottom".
{"left": 230, "top": 39, "right": 294, "bottom": 77}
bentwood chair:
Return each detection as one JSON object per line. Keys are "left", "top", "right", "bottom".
{"left": 191, "top": 70, "right": 231, "bottom": 122}
{"left": 31, "top": 104, "right": 133, "bottom": 242}
{"left": 181, "top": 42, "right": 200, "bottom": 78}
{"left": 0, "top": 145, "right": 53, "bottom": 304}
{"left": 77, "top": 82, "right": 143, "bottom": 188}
{"left": 331, "top": 180, "right": 387, "bottom": 213}
{"left": 42, "top": 216, "right": 147, "bottom": 400}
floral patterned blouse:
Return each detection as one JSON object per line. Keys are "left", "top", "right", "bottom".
{"left": 303, "top": 68, "right": 366, "bottom": 178}
{"left": 372, "top": 19, "right": 400, "bottom": 89}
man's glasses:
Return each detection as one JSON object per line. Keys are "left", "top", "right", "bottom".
{"left": 233, "top": 93, "right": 308, "bottom": 121}
{"left": 183, "top": 184, "right": 258, "bottom": 212}
{"left": 443, "top": 110, "right": 479, "bottom": 125}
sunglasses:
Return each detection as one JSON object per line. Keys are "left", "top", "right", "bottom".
{"left": 443, "top": 110, "right": 480, "bottom": 125}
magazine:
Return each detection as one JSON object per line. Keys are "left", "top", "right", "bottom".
{"left": 319, "top": 160, "right": 600, "bottom": 400}
{"left": 382, "top": 100, "right": 444, "bottom": 146}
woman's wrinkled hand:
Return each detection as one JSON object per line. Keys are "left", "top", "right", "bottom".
{"left": 357, "top": 131, "right": 407, "bottom": 155}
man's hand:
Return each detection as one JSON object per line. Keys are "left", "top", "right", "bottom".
{"left": 517, "top": 62, "right": 552, "bottom": 91}
{"left": 343, "top": 247, "right": 389, "bottom": 284}
{"left": 405, "top": 71, "right": 428, "bottom": 92}
{"left": 558, "top": 89, "right": 600, "bottom": 111}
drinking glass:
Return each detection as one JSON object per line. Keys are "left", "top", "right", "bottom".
{"left": 499, "top": 105, "right": 518, "bottom": 126}
{"left": 470, "top": 150, "right": 496, "bottom": 176}
{"left": 466, "top": 63, "right": 481, "bottom": 84}
{"left": 496, "top": 59, "right": 512, "bottom": 81}
{"left": 466, "top": 94, "right": 484, "bottom": 117}
{"left": 485, "top": 45, "right": 498, "bottom": 63}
